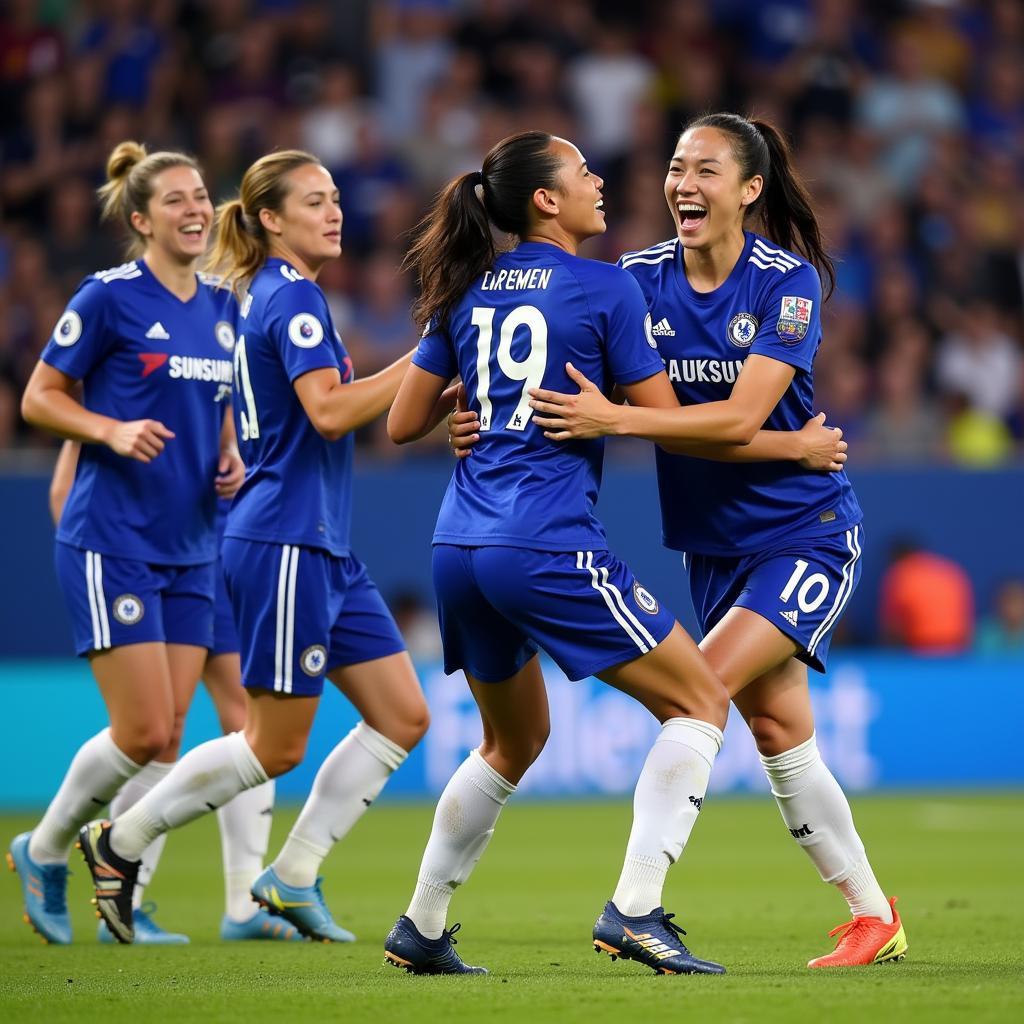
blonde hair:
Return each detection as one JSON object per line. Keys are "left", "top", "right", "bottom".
{"left": 96, "top": 141, "right": 202, "bottom": 259}
{"left": 205, "top": 149, "right": 323, "bottom": 294}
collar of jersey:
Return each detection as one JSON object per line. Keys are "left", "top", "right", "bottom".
{"left": 137, "top": 258, "right": 203, "bottom": 307}
{"left": 672, "top": 230, "right": 756, "bottom": 305}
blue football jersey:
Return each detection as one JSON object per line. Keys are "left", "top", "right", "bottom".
{"left": 224, "top": 258, "right": 354, "bottom": 556}
{"left": 414, "top": 241, "right": 665, "bottom": 551}
{"left": 619, "top": 232, "right": 862, "bottom": 556}
{"left": 42, "top": 261, "right": 237, "bottom": 564}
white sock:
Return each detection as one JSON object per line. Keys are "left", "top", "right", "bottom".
{"left": 217, "top": 780, "right": 275, "bottom": 921}
{"left": 29, "top": 728, "right": 143, "bottom": 864}
{"left": 405, "top": 749, "right": 516, "bottom": 939}
{"left": 110, "top": 732, "right": 267, "bottom": 862}
{"left": 273, "top": 722, "right": 407, "bottom": 888}
{"left": 109, "top": 759, "right": 175, "bottom": 908}
{"left": 761, "top": 734, "right": 892, "bottom": 923}
{"left": 611, "top": 717, "right": 722, "bottom": 916}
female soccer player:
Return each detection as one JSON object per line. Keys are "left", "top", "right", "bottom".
{"left": 527, "top": 113, "right": 907, "bottom": 969}
{"left": 379, "top": 129, "right": 839, "bottom": 978}
{"left": 48, "top": 444, "right": 294, "bottom": 942}
{"left": 76, "top": 150, "right": 438, "bottom": 946}
{"left": 12, "top": 142, "right": 245, "bottom": 945}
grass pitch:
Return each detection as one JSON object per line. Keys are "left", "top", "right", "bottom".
{"left": 1, "top": 793, "right": 1021, "bottom": 1023}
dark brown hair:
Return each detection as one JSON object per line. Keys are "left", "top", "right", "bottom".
{"left": 405, "top": 131, "right": 562, "bottom": 330}
{"left": 684, "top": 113, "right": 835, "bottom": 299}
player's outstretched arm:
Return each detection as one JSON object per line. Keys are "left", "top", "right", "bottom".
{"left": 22, "top": 360, "right": 175, "bottom": 462}
{"left": 531, "top": 354, "right": 795, "bottom": 447}
{"left": 664, "top": 414, "right": 847, "bottom": 471}
{"left": 388, "top": 364, "right": 460, "bottom": 445}
{"left": 293, "top": 349, "right": 415, "bottom": 441}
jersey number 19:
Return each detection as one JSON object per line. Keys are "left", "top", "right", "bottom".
{"left": 471, "top": 305, "right": 547, "bottom": 432}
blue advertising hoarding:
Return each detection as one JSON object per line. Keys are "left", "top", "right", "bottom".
{"left": 1, "top": 653, "right": 1019, "bottom": 809}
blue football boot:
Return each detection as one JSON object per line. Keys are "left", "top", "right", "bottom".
{"left": 250, "top": 867, "right": 355, "bottom": 943}
{"left": 592, "top": 901, "right": 726, "bottom": 975}
{"left": 221, "top": 907, "right": 304, "bottom": 941}
{"left": 7, "top": 832, "right": 72, "bottom": 945}
{"left": 98, "top": 902, "right": 189, "bottom": 943}
{"left": 384, "top": 915, "right": 488, "bottom": 975}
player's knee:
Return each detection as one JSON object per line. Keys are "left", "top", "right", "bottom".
{"left": 661, "top": 686, "right": 729, "bottom": 731}
{"left": 253, "top": 736, "right": 308, "bottom": 778}
{"left": 118, "top": 721, "right": 173, "bottom": 764}
{"left": 748, "top": 713, "right": 793, "bottom": 756}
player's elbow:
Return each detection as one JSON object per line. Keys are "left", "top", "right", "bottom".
{"left": 386, "top": 407, "right": 419, "bottom": 445}
{"left": 725, "top": 413, "right": 762, "bottom": 446}
{"left": 20, "top": 385, "right": 42, "bottom": 427}
{"left": 307, "top": 406, "right": 347, "bottom": 442}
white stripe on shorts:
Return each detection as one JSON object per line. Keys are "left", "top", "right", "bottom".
{"left": 283, "top": 546, "right": 299, "bottom": 694}
{"left": 578, "top": 551, "right": 651, "bottom": 656}
{"left": 274, "top": 545, "right": 292, "bottom": 692}
{"left": 85, "top": 551, "right": 111, "bottom": 650}
{"left": 598, "top": 564, "right": 658, "bottom": 649}
{"left": 808, "top": 525, "right": 861, "bottom": 657}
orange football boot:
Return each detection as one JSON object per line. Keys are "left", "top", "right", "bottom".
{"left": 807, "top": 896, "right": 907, "bottom": 968}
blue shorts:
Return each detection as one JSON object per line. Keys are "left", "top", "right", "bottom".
{"left": 685, "top": 523, "right": 864, "bottom": 673}
{"left": 433, "top": 545, "right": 677, "bottom": 683}
{"left": 55, "top": 542, "right": 215, "bottom": 656}
{"left": 211, "top": 558, "right": 240, "bottom": 656}
{"left": 221, "top": 538, "right": 406, "bottom": 697}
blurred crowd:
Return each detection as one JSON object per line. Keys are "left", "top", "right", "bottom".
{"left": 1, "top": 0, "right": 1023, "bottom": 462}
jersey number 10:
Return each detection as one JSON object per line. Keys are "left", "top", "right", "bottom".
{"left": 471, "top": 305, "right": 547, "bottom": 432}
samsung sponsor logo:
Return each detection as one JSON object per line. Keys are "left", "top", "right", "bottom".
{"left": 168, "top": 356, "right": 233, "bottom": 382}
{"left": 664, "top": 358, "right": 745, "bottom": 385}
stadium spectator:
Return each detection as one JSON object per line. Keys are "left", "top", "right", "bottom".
{"left": 879, "top": 540, "right": 974, "bottom": 652}
{"left": 976, "top": 578, "right": 1024, "bottom": 655}
{"left": 0, "top": 0, "right": 1021, "bottom": 462}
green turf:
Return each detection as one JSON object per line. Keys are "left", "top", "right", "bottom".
{"left": 1, "top": 793, "right": 1021, "bottom": 1023}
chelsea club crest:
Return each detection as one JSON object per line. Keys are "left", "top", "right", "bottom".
{"left": 727, "top": 312, "right": 758, "bottom": 348}
{"left": 113, "top": 594, "right": 144, "bottom": 625}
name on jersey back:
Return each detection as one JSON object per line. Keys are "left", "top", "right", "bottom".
{"left": 481, "top": 268, "right": 554, "bottom": 291}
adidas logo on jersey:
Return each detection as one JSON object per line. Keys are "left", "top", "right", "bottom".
{"left": 145, "top": 322, "right": 170, "bottom": 340}
{"left": 651, "top": 317, "right": 676, "bottom": 336}
{"left": 780, "top": 609, "right": 799, "bottom": 627}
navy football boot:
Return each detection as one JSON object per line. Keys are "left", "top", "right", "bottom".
{"left": 384, "top": 915, "right": 488, "bottom": 975}
{"left": 593, "top": 900, "right": 726, "bottom": 975}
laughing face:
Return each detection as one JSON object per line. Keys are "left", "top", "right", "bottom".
{"left": 131, "top": 165, "right": 214, "bottom": 265}
{"left": 664, "top": 126, "right": 762, "bottom": 253}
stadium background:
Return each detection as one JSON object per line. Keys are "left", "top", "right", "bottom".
{"left": 0, "top": 3, "right": 1022, "bottom": 1020}
{"left": 1, "top": 0, "right": 1022, "bottom": 796}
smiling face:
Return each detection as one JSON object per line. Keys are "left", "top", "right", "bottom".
{"left": 543, "top": 137, "right": 606, "bottom": 242}
{"left": 664, "top": 126, "right": 762, "bottom": 252}
{"left": 130, "top": 165, "right": 213, "bottom": 265}
{"left": 262, "top": 162, "right": 343, "bottom": 273}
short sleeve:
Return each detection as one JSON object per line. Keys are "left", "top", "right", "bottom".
{"left": 749, "top": 263, "right": 823, "bottom": 373}
{"left": 40, "top": 278, "right": 114, "bottom": 381}
{"left": 264, "top": 279, "right": 340, "bottom": 382}
{"left": 411, "top": 318, "right": 456, "bottom": 380}
{"left": 597, "top": 269, "right": 666, "bottom": 385}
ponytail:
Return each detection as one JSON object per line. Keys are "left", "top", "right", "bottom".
{"left": 406, "top": 171, "right": 495, "bottom": 331}
{"left": 684, "top": 113, "right": 835, "bottom": 299}
{"left": 406, "top": 131, "right": 562, "bottom": 330}
{"left": 750, "top": 119, "right": 835, "bottom": 300}
{"left": 206, "top": 198, "right": 267, "bottom": 295}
